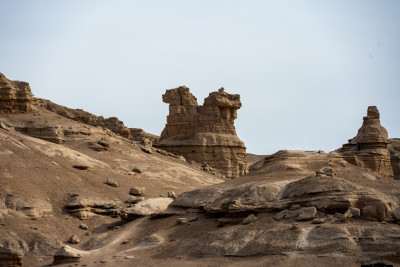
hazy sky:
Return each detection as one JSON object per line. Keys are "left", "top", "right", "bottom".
{"left": 1, "top": 1, "right": 399, "bottom": 154}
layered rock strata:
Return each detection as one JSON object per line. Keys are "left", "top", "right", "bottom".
{"left": 38, "top": 99, "right": 132, "bottom": 140}
{"left": 65, "top": 195, "right": 121, "bottom": 220}
{"left": 171, "top": 172, "right": 397, "bottom": 221}
{"left": 155, "top": 86, "right": 247, "bottom": 178}
{"left": 389, "top": 138, "right": 400, "bottom": 179}
{"left": 0, "top": 73, "right": 33, "bottom": 113}
{"left": 338, "top": 106, "right": 393, "bottom": 177}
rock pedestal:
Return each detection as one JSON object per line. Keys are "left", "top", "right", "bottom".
{"left": 155, "top": 86, "right": 247, "bottom": 178}
{"left": 338, "top": 106, "right": 393, "bottom": 177}
{"left": 0, "top": 73, "right": 33, "bottom": 113}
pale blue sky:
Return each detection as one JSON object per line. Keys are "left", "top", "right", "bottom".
{"left": 1, "top": 1, "right": 399, "bottom": 154}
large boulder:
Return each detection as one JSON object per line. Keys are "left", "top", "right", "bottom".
{"left": 155, "top": 86, "right": 247, "bottom": 178}
{"left": 120, "top": 197, "right": 173, "bottom": 220}
{"left": 65, "top": 195, "right": 120, "bottom": 219}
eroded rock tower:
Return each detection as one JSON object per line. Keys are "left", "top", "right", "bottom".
{"left": 155, "top": 86, "right": 248, "bottom": 178}
{"left": 338, "top": 106, "right": 393, "bottom": 177}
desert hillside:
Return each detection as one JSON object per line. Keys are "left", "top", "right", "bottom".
{"left": 1, "top": 73, "right": 400, "bottom": 267}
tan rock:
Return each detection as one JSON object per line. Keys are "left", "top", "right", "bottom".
{"left": 68, "top": 235, "right": 80, "bottom": 244}
{"left": 316, "top": 167, "right": 335, "bottom": 177}
{"left": 130, "top": 128, "right": 160, "bottom": 146}
{"left": 130, "top": 187, "right": 145, "bottom": 196}
{"left": 0, "top": 73, "right": 33, "bottom": 113}
{"left": 14, "top": 125, "right": 64, "bottom": 144}
{"left": 155, "top": 86, "right": 247, "bottom": 178}
{"left": 0, "top": 234, "right": 29, "bottom": 267}
{"left": 4, "top": 194, "right": 52, "bottom": 219}
{"left": 106, "top": 177, "right": 118, "bottom": 187}
{"left": 65, "top": 195, "right": 120, "bottom": 219}
{"left": 120, "top": 197, "right": 173, "bottom": 220}
{"left": 53, "top": 245, "right": 82, "bottom": 264}
{"left": 338, "top": 106, "right": 393, "bottom": 177}
{"left": 275, "top": 175, "right": 396, "bottom": 221}
{"left": 177, "top": 218, "right": 189, "bottom": 224}
{"left": 362, "top": 204, "right": 386, "bottom": 221}
{"left": 39, "top": 99, "right": 132, "bottom": 140}
{"left": 296, "top": 207, "right": 317, "bottom": 221}
{"left": 241, "top": 214, "right": 257, "bottom": 225}
{"left": 348, "top": 207, "right": 360, "bottom": 217}
{"left": 389, "top": 138, "right": 400, "bottom": 179}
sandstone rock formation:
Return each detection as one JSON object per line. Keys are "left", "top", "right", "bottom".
{"left": 65, "top": 195, "right": 121, "bottom": 219}
{"left": 338, "top": 106, "right": 394, "bottom": 177}
{"left": 53, "top": 245, "right": 83, "bottom": 265}
{"left": 38, "top": 99, "right": 132, "bottom": 140}
{"left": 14, "top": 124, "right": 65, "bottom": 144}
{"left": 0, "top": 73, "right": 33, "bottom": 113}
{"left": 4, "top": 194, "right": 52, "bottom": 219}
{"left": 155, "top": 86, "right": 247, "bottom": 178}
{"left": 389, "top": 138, "right": 400, "bottom": 179}
{"left": 130, "top": 128, "right": 159, "bottom": 146}
{"left": 0, "top": 234, "right": 28, "bottom": 267}
{"left": 120, "top": 197, "right": 173, "bottom": 220}
{"left": 274, "top": 175, "right": 396, "bottom": 221}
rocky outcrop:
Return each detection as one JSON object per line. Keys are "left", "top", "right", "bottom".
{"left": 130, "top": 128, "right": 159, "bottom": 146}
{"left": 0, "top": 234, "right": 28, "bottom": 267}
{"left": 338, "top": 106, "right": 393, "bottom": 177}
{"left": 173, "top": 224, "right": 400, "bottom": 261}
{"left": 0, "top": 73, "right": 33, "bottom": 113}
{"left": 65, "top": 195, "right": 121, "bottom": 219}
{"left": 4, "top": 194, "right": 52, "bottom": 219}
{"left": 53, "top": 245, "right": 83, "bottom": 265}
{"left": 38, "top": 99, "right": 132, "bottom": 140}
{"left": 14, "top": 124, "right": 64, "bottom": 144}
{"left": 171, "top": 169, "right": 397, "bottom": 221}
{"left": 274, "top": 175, "right": 396, "bottom": 221}
{"left": 120, "top": 197, "right": 173, "bottom": 220}
{"left": 155, "top": 86, "right": 247, "bottom": 178}
{"left": 389, "top": 138, "right": 400, "bottom": 179}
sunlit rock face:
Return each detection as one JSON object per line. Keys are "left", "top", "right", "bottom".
{"left": 155, "top": 86, "right": 248, "bottom": 178}
{"left": 0, "top": 72, "right": 33, "bottom": 113}
{"left": 338, "top": 106, "right": 393, "bottom": 177}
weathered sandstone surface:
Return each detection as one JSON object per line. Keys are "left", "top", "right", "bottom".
{"left": 0, "top": 73, "right": 33, "bottom": 113}
{"left": 130, "top": 128, "right": 159, "bottom": 146}
{"left": 389, "top": 138, "right": 400, "bottom": 179}
{"left": 37, "top": 99, "right": 132, "bottom": 140}
{"left": 155, "top": 86, "right": 247, "bottom": 178}
{"left": 338, "top": 106, "right": 394, "bottom": 177}
{"left": 65, "top": 195, "right": 121, "bottom": 220}
{"left": 0, "top": 234, "right": 28, "bottom": 267}
{"left": 171, "top": 169, "right": 397, "bottom": 221}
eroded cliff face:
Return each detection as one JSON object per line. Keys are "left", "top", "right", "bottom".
{"left": 0, "top": 73, "right": 33, "bottom": 113}
{"left": 338, "top": 106, "right": 394, "bottom": 177}
{"left": 155, "top": 86, "right": 247, "bottom": 178}
{"left": 389, "top": 138, "right": 400, "bottom": 179}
